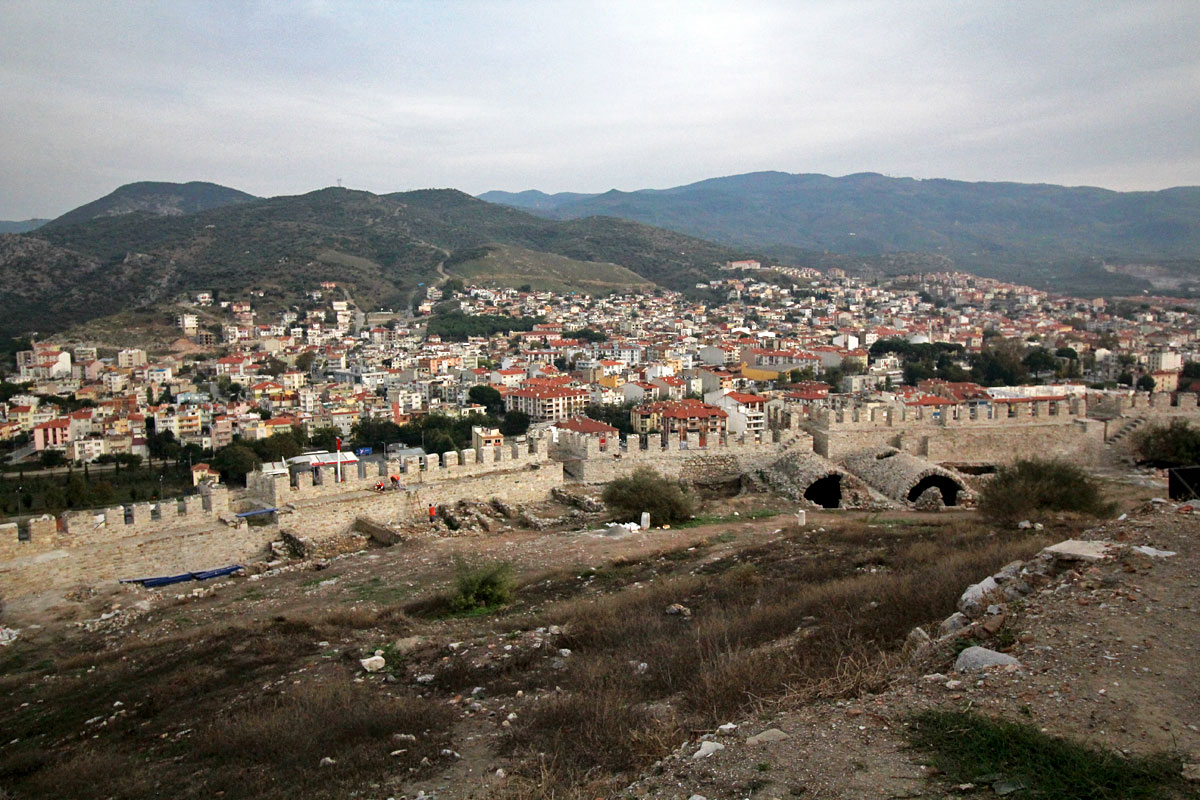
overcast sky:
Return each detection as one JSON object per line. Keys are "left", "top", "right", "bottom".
{"left": 2, "top": 1, "right": 1198, "bottom": 218}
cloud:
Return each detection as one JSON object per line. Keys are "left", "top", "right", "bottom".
{"left": 0, "top": 0, "right": 1197, "bottom": 217}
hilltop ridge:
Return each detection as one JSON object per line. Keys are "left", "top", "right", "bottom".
{"left": 482, "top": 170, "right": 1200, "bottom": 289}
{"left": 0, "top": 185, "right": 750, "bottom": 337}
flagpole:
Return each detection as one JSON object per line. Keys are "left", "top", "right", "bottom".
{"left": 336, "top": 436, "right": 342, "bottom": 483}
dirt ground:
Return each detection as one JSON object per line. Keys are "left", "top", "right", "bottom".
{"left": 1, "top": 474, "right": 1196, "bottom": 799}
{"left": 622, "top": 501, "right": 1200, "bottom": 800}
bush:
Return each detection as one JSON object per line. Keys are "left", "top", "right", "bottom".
{"left": 1132, "top": 418, "right": 1200, "bottom": 466}
{"left": 449, "top": 558, "right": 515, "bottom": 613}
{"left": 978, "top": 459, "right": 1116, "bottom": 524}
{"left": 601, "top": 466, "right": 694, "bottom": 525}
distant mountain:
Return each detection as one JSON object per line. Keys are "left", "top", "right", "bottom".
{"left": 477, "top": 189, "right": 597, "bottom": 212}
{"left": 1, "top": 186, "right": 751, "bottom": 337}
{"left": 481, "top": 172, "right": 1200, "bottom": 291}
{"left": 44, "top": 181, "right": 258, "bottom": 229}
{"left": 0, "top": 219, "right": 49, "bottom": 234}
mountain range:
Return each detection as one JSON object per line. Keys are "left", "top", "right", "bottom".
{"left": 0, "top": 181, "right": 750, "bottom": 338}
{"left": 480, "top": 171, "right": 1200, "bottom": 290}
{"left": 4, "top": 170, "right": 1200, "bottom": 341}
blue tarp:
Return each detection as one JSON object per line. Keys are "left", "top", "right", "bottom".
{"left": 121, "top": 565, "right": 242, "bottom": 587}
{"left": 235, "top": 508, "right": 277, "bottom": 518}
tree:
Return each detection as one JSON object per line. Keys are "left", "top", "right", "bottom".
{"left": 1022, "top": 348, "right": 1057, "bottom": 375}
{"left": 500, "top": 410, "right": 530, "bottom": 437}
{"left": 39, "top": 450, "right": 67, "bottom": 468}
{"left": 252, "top": 432, "right": 302, "bottom": 462}
{"left": 351, "top": 418, "right": 404, "bottom": 449}
{"left": 261, "top": 357, "right": 287, "bottom": 377}
{"left": 789, "top": 367, "right": 815, "bottom": 383}
{"left": 469, "top": 385, "right": 504, "bottom": 415}
{"left": 308, "top": 426, "right": 340, "bottom": 452}
{"left": 210, "top": 444, "right": 261, "bottom": 484}
{"left": 971, "top": 339, "right": 1029, "bottom": 386}
{"left": 294, "top": 351, "right": 316, "bottom": 372}
{"left": 1182, "top": 362, "right": 1200, "bottom": 379}
{"left": 1136, "top": 374, "right": 1157, "bottom": 392}
{"left": 566, "top": 328, "right": 607, "bottom": 343}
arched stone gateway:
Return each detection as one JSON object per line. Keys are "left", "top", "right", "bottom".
{"left": 841, "top": 448, "right": 971, "bottom": 508}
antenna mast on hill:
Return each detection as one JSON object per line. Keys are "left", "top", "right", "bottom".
{"left": 337, "top": 178, "right": 343, "bottom": 188}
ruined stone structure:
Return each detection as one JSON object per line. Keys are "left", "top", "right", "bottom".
{"left": 0, "top": 442, "right": 560, "bottom": 604}
{"left": 0, "top": 484, "right": 276, "bottom": 600}
{"left": 550, "top": 429, "right": 812, "bottom": 485}
{"left": 3, "top": 390, "right": 1197, "bottom": 604}
{"left": 842, "top": 448, "right": 971, "bottom": 507}
{"left": 800, "top": 397, "right": 1105, "bottom": 465}
{"left": 758, "top": 451, "right": 882, "bottom": 509}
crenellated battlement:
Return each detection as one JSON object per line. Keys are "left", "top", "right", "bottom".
{"left": 0, "top": 484, "right": 232, "bottom": 563}
{"left": 1087, "top": 390, "right": 1199, "bottom": 418}
{"left": 245, "top": 438, "right": 551, "bottom": 507}
{"left": 550, "top": 427, "right": 810, "bottom": 483}
{"left": 810, "top": 397, "right": 1088, "bottom": 430}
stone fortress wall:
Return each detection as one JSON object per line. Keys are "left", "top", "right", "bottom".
{"left": 550, "top": 428, "right": 813, "bottom": 484}
{"left": 2, "top": 391, "right": 1198, "bottom": 604}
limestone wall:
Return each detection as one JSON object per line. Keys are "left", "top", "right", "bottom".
{"left": 1087, "top": 391, "right": 1200, "bottom": 421}
{"left": 0, "top": 457, "right": 563, "bottom": 603}
{"left": 246, "top": 439, "right": 550, "bottom": 507}
{"left": 0, "top": 523, "right": 276, "bottom": 601}
{"left": 273, "top": 461, "right": 565, "bottom": 540}
{"left": 808, "top": 400, "right": 1104, "bottom": 464}
{"left": 551, "top": 430, "right": 805, "bottom": 484}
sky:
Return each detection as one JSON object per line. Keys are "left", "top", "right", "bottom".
{"left": 2, "top": 0, "right": 1199, "bottom": 219}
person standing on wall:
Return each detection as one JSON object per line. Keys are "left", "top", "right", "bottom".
{"left": 429, "top": 503, "right": 436, "bottom": 525}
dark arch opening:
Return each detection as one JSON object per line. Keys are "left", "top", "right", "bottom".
{"left": 804, "top": 474, "right": 842, "bottom": 509}
{"left": 907, "top": 474, "right": 962, "bottom": 507}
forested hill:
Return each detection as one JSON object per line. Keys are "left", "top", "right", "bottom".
{"left": 43, "top": 181, "right": 259, "bottom": 229}
{"left": 482, "top": 171, "right": 1200, "bottom": 290}
{"left": 0, "top": 186, "right": 751, "bottom": 337}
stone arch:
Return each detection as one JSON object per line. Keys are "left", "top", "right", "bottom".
{"left": 906, "top": 474, "right": 962, "bottom": 507}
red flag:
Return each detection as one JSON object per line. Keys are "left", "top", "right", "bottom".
{"left": 336, "top": 437, "right": 341, "bottom": 451}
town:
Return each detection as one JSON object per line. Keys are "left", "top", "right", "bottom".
{"left": 2, "top": 262, "right": 1196, "bottom": 488}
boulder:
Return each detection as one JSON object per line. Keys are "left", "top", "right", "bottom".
{"left": 958, "top": 576, "right": 1000, "bottom": 618}
{"left": 1042, "top": 540, "right": 1113, "bottom": 563}
{"left": 360, "top": 654, "right": 386, "bottom": 672}
{"left": 746, "top": 728, "right": 790, "bottom": 745}
{"left": 955, "top": 646, "right": 1020, "bottom": 672}
{"left": 693, "top": 741, "right": 725, "bottom": 759}
{"left": 938, "top": 612, "right": 970, "bottom": 638}
{"left": 665, "top": 603, "right": 692, "bottom": 618}
{"left": 904, "top": 626, "right": 933, "bottom": 656}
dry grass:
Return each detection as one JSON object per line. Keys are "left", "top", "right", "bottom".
{"left": 192, "top": 681, "right": 452, "bottom": 797}
{"left": 493, "top": 518, "right": 1053, "bottom": 789}
{"left": 0, "top": 615, "right": 448, "bottom": 800}
{"left": 0, "top": 510, "right": 1071, "bottom": 800}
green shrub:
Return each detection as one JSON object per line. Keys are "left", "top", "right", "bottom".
{"left": 1132, "top": 418, "right": 1200, "bottom": 466}
{"left": 449, "top": 559, "right": 515, "bottom": 613}
{"left": 601, "top": 466, "right": 694, "bottom": 525}
{"left": 978, "top": 459, "right": 1116, "bottom": 524}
